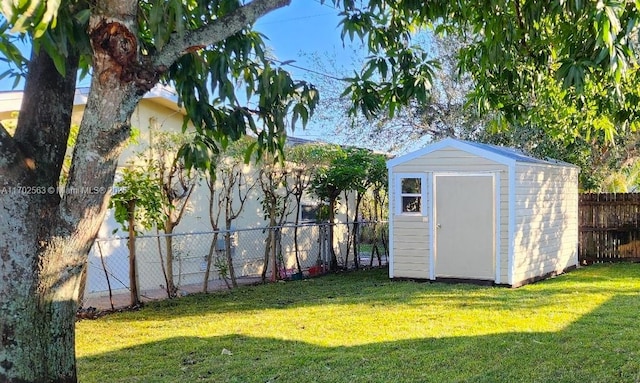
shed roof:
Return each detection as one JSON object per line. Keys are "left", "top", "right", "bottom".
{"left": 387, "top": 137, "right": 577, "bottom": 168}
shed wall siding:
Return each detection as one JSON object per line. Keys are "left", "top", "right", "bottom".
{"left": 392, "top": 217, "right": 430, "bottom": 278}
{"left": 498, "top": 177, "right": 510, "bottom": 283}
{"left": 511, "top": 164, "right": 579, "bottom": 285}
{"left": 390, "top": 147, "right": 510, "bottom": 281}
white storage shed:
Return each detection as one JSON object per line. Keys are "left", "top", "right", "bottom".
{"left": 387, "top": 138, "right": 580, "bottom": 287}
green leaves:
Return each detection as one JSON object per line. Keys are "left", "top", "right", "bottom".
{"left": 336, "top": 1, "right": 441, "bottom": 119}
{"left": 557, "top": 59, "right": 587, "bottom": 91}
{"left": 0, "top": 23, "right": 27, "bottom": 87}
{"left": 1, "top": 0, "right": 61, "bottom": 38}
{"left": 309, "top": 145, "right": 387, "bottom": 204}
{"left": 139, "top": 0, "right": 320, "bottom": 168}
{"left": 179, "top": 135, "right": 219, "bottom": 174}
{"left": 5, "top": 0, "right": 639, "bottom": 194}
{"left": 110, "top": 166, "right": 165, "bottom": 233}
{"left": 418, "top": 0, "right": 640, "bottom": 144}
{"left": 169, "top": 23, "right": 319, "bottom": 168}
{"left": 1, "top": 1, "right": 90, "bottom": 80}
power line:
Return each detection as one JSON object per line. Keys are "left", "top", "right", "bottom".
{"left": 267, "top": 56, "right": 347, "bottom": 82}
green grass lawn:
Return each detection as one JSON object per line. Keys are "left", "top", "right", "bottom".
{"left": 77, "top": 264, "right": 640, "bottom": 382}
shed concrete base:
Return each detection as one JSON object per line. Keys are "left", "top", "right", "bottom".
{"left": 509, "top": 264, "right": 578, "bottom": 288}
{"left": 391, "top": 264, "right": 578, "bottom": 288}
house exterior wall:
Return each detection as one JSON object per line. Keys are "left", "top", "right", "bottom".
{"left": 389, "top": 147, "right": 509, "bottom": 281}
{"left": 83, "top": 102, "right": 356, "bottom": 297}
{"left": 2, "top": 88, "right": 359, "bottom": 299}
{"left": 510, "top": 163, "right": 579, "bottom": 286}
{"left": 88, "top": 166, "right": 353, "bottom": 297}
{"left": 87, "top": 222, "right": 329, "bottom": 296}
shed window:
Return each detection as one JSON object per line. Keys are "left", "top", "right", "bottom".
{"left": 400, "top": 177, "right": 423, "bottom": 214}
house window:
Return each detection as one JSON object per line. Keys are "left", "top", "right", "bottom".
{"left": 397, "top": 175, "right": 426, "bottom": 215}
{"left": 300, "top": 203, "right": 319, "bottom": 222}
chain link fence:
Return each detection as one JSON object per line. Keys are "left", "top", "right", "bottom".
{"left": 82, "top": 221, "right": 388, "bottom": 310}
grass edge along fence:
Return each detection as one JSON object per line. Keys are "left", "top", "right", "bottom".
{"left": 579, "top": 193, "right": 640, "bottom": 263}
{"left": 82, "top": 221, "right": 389, "bottom": 310}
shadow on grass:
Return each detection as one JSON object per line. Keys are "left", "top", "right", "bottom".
{"left": 99, "top": 263, "right": 640, "bottom": 323}
{"left": 78, "top": 264, "right": 640, "bottom": 382}
{"left": 78, "top": 292, "right": 640, "bottom": 383}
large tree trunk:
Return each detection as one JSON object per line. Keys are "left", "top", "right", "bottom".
{"left": 0, "top": 7, "right": 146, "bottom": 381}
{"left": 0, "top": 45, "right": 83, "bottom": 382}
{"left": 0, "top": 0, "right": 292, "bottom": 380}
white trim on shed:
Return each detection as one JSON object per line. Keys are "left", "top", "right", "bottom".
{"left": 387, "top": 138, "right": 579, "bottom": 287}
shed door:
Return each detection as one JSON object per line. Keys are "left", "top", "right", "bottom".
{"left": 434, "top": 174, "right": 495, "bottom": 280}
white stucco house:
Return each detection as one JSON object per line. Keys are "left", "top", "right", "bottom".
{"left": 0, "top": 86, "right": 355, "bottom": 301}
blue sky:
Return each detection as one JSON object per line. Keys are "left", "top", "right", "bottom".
{"left": 255, "top": 1, "right": 350, "bottom": 71}
{"left": 254, "top": 1, "right": 363, "bottom": 142}
{"left": 0, "top": 1, "right": 355, "bottom": 86}
{"left": 0, "top": 1, "right": 363, "bottom": 142}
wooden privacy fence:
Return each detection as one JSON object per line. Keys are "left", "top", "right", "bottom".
{"left": 579, "top": 193, "right": 640, "bottom": 263}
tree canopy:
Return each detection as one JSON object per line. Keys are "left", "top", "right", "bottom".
{"left": 4, "top": 1, "right": 639, "bottom": 143}
{"left": 2, "top": 1, "right": 640, "bottom": 382}
{"left": 314, "top": 1, "right": 640, "bottom": 189}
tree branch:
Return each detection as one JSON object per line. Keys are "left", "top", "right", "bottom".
{"left": 153, "top": 0, "right": 291, "bottom": 69}
{"left": 0, "top": 122, "right": 26, "bottom": 176}
{"left": 13, "top": 47, "right": 79, "bottom": 188}
{"left": 513, "top": 0, "right": 530, "bottom": 52}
